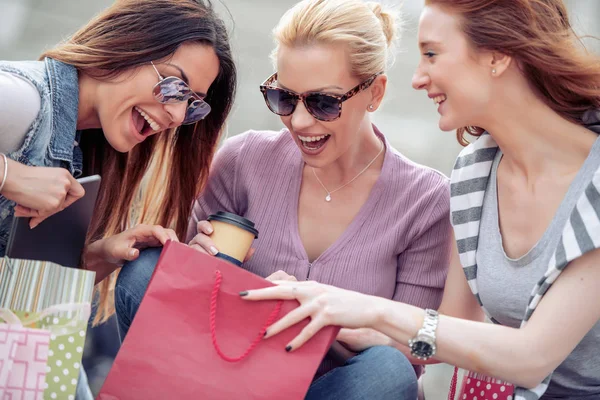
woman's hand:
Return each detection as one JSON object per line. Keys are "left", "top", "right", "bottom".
{"left": 85, "top": 224, "right": 178, "bottom": 283}
{"left": 96, "top": 224, "right": 179, "bottom": 265}
{"left": 265, "top": 270, "right": 297, "bottom": 282}
{"left": 188, "top": 220, "right": 255, "bottom": 260}
{"left": 336, "top": 328, "right": 391, "bottom": 353}
{"left": 241, "top": 280, "right": 381, "bottom": 351}
{"left": 188, "top": 220, "right": 219, "bottom": 255}
{"left": 3, "top": 160, "right": 85, "bottom": 228}
{"left": 85, "top": 224, "right": 179, "bottom": 283}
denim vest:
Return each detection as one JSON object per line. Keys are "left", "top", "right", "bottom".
{"left": 0, "top": 58, "right": 83, "bottom": 255}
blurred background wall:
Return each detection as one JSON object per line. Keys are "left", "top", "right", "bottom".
{"left": 1, "top": 0, "right": 598, "bottom": 397}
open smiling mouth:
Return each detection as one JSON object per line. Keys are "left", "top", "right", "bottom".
{"left": 297, "top": 134, "right": 331, "bottom": 150}
{"left": 132, "top": 106, "right": 161, "bottom": 136}
{"left": 433, "top": 94, "right": 446, "bottom": 106}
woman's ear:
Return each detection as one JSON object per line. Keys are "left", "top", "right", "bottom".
{"left": 489, "top": 52, "right": 512, "bottom": 77}
{"left": 368, "top": 74, "right": 387, "bottom": 111}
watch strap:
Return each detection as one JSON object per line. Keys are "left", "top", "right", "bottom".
{"left": 418, "top": 308, "right": 439, "bottom": 337}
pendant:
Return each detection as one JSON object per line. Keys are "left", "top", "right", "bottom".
{"left": 325, "top": 194, "right": 332, "bottom": 202}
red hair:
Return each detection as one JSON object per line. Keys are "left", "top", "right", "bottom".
{"left": 425, "top": 0, "right": 600, "bottom": 145}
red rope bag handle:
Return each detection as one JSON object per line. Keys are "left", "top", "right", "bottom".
{"left": 210, "top": 270, "right": 283, "bottom": 362}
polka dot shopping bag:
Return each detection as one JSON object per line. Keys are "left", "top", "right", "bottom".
{"left": 449, "top": 367, "right": 515, "bottom": 400}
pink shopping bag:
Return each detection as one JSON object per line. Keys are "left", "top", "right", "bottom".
{"left": 99, "top": 242, "right": 339, "bottom": 400}
{"left": 0, "top": 310, "right": 51, "bottom": 400}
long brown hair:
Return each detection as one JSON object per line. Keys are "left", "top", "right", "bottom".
{"left": 425, "top": 0, "right": 600, "bottom": 146}
{"left": 40, "top": 0, "right": 237, "bottom": 324}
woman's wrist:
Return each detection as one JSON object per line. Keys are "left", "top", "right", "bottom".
{"left": 1, "top": 158, "right": 26, "bottom": 199}
{"left": 367, "top": 295, "right": 389, "bottom": 329}
{"left": 83, "top": 239, "right": 105, "bottom": 265}
{"left": 83, "top": 239, "right": 117, "bottom": 284}
{"left": 370, "top": 297, "right": 425, "bottom": 345}
{"left": 363, "top": 327, "right": 394, "bottom": 347}
{"left": 0, "top": 153, "right": 8, "bottom": 194}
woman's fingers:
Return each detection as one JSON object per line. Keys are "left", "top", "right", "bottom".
{"left": 196, "top": 220, "right": 214, "bottom": 235}
{"left": 131, "top": 224, "right": 178, "bottom": 246}
{"left": 263, "top": 300, "right": 315, "bottom": 339}
{"left": 189, "top": 242, "right": 209, "bottom": 254}
{"left": 28, "top": 210, "right": 49, "bottom": 229}
{"left": 119, "top": 242, "right": 140, "bottom": 261}
{"left": 336, "top": 328, "right": 356, "bottom": 343}
{"left": 241, "top": 281, "right": 302, "bottom": 301}
{"left": 192, "top": 221, "right": 221, "bottom": 255}
{"left": 243, "top": 282, "right": 335, "bottom": 351}
{"left": 103, "top": 236, "right": 139, "bottom": 264}
{"left": 29, "top": 216, "right": 45, "bottom": 229}
{"left": 164, "top": 228, "right": 179, "bottom": 243}
{"left": 244, "top": 247, "right": 256, "bottom": 262}
{"left": 62, "top": 175, "right": 85, "bottom": 210}
{"left": 14, "top": 206, "right": 44, "bottom": 228}
{"left": 14, "top": 205, "right": 36, "bottom": 217}
{"left": 265, "top": 270, "right": 298, "bottom": 282}
{"left": 29, "top": 175, "right": 85, "bottom": 229}
{"left": 265, "top": 270, "right": 296, "bottom": 282}
{"left": 13, "top": 205, "right": 46, "bottom": 229}
{"left": 285, "top": 317, "right": 326, "bottom": 352}
{"left": 188, "top": 232, "right": 218, "bottom": 255}
{"left": 149, "top": 225, "right": 179, "bottom": 244}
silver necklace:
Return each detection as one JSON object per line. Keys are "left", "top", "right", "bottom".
{"left": 312, "top": 139, "right": 384, "bottom": 202}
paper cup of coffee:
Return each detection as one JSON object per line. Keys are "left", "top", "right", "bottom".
{"left": 207, "top": 212, "right": 259, "bottom": 266}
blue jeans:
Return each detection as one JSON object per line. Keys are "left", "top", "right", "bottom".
{"left": 115, "top": 248, "right": 418, "bottom": 399}
{"left": 305, "top": 345, "right": 417, "bottom": 399}
{"left": 114, "top": 247, "right": 163, "bottom": 339}
{"left": 76, "top": 366, "right": 94, "bottom": 400}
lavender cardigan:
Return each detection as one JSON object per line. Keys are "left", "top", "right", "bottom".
{"left": 187, "top": 127, "right": 452, "bottom": 374}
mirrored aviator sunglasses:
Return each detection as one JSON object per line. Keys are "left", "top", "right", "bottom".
{"left": 259, "top": 72, "right": 382, "bottom": 122}
{"left": 152, "top": 75, "right": 211, "bottom": 125}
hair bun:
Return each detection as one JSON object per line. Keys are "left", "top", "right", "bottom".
{"left": 366, "top": 2, "right": 398, "bottom": 47}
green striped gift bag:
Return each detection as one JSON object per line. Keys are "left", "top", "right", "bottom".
{"left": 0, "top": 257, "right": 95, "bottom": 400}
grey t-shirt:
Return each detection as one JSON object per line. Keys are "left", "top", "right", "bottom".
{"left": 477, "top": 142, "right": 600, "bottom": 398}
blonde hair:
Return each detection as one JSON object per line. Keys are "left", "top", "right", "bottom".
{"left": 272, "top": 0, "right": 400, "bottom": 79}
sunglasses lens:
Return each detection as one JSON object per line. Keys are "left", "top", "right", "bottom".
{"left": 182, "top": 100, "right": 211, "bottom": 125}
{"left": 153, "top": 77, "right": 191, "bottom": 104}
{"left": 264, "top": 88, "right": 296, "bottom": 116}
{"left": 305, "top": 94, "right": 341, "bottom": 121}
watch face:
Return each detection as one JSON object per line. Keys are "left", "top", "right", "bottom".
{"left": 412, "top": 341, "right": 434, "bottom": 358}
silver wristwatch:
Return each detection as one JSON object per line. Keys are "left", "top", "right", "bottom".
{"left": 408, "top": 309, "right": 439, "bottom": 360}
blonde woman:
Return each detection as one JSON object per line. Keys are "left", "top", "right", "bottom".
{"left": 241, "top": 1, "right": 600, "bottom": 399}
{"left": 116, "top": 1, "right": 452, "bottom": 398}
